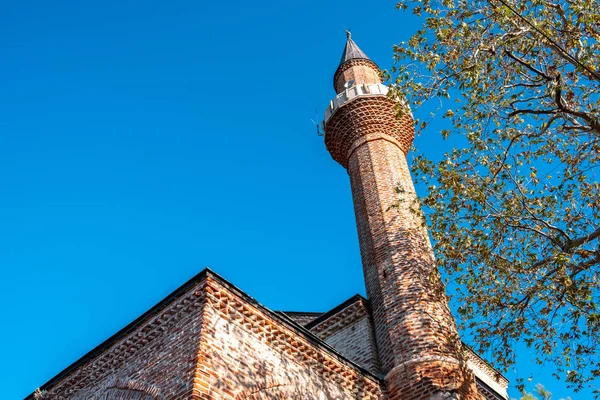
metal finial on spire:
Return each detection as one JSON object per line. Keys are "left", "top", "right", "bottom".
{"left": 346, "top": 29, "right": 351, "bottom": 39}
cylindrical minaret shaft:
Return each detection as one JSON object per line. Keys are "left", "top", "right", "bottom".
{"left": 324, "top": 32, "right": 481, "bottom": 400}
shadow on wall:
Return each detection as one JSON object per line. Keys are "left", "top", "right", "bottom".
{"left": 380, "top": 210, "right": 478, "bottom": 398}
{"left": 102, "top": 387, "right": 156, "bottom": 400}
{"left": 65, "top": 379, "right": 165, "bottom": 400}
{"left": 198, "top": 304, "right": 369, "bottom": 400}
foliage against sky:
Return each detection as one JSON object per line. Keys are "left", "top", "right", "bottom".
{"left": 515, "top": 383, "right": 570, "bottom": 400}
{"left": 388, "top": 0, "right": 600, "bottom": 394}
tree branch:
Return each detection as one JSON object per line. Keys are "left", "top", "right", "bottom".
{"left": 504, "top": 50, "right": 553, "bottom": 80}
{"left": 566, "top": 227, "right": 600, "bottom": 250}
{"left": 507, "top": 108, "right": 558, "bottom": 118}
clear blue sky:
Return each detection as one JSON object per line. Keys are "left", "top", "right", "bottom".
{"left": 0, "top": 1, "right": 586, "bottom": 399}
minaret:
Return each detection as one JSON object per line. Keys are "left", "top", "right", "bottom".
{"left": 324, "top": 32, "right": 481, "bottom": 400}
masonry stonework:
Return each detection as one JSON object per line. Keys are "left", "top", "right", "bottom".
{"left": 198, "top": 277, "right": 384, "bottom": 400}
{"left": 36, "top": 279, "right": 207, "bottom": 400}
{"left": 308, "top": 296, "right": 381, "bottom": 375}
{"left": 30, "top": 271, "right": 387, "bottom": 400}
{"left": 334, "top": 59, "right": 382, "bottom": 94}
{"left": 324, "top": 34, "right": 482, "bottom": 400}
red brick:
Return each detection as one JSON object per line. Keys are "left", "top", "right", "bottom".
{"left": 325, "top": 57, "right": 482, "bottom": 400}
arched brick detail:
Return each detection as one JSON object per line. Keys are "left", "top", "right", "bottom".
{"left": 100, "top": 379, "right": 164, "bottom": 400}
{"left": 102, "top": 388, "right": 154, "bottom": 400}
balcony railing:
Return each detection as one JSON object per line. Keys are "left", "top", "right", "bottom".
{"left": 323, "top": 83, "right": 389, "bottom": 124}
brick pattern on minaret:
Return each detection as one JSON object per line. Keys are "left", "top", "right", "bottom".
{"left": 324, "top": 32, "right": 482, "bottom": 400}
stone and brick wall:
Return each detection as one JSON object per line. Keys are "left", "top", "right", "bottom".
{"left": 307, "top": 296, "right": 381, "bottom": 375}
{"left": 334, "top": 59, "right": 382, "bottom": 94}
{"left": 475, "top": 380, "right": 508, "bottom": 400}
{"left": 325, "top": 57, "right": 482, "bottom": 400}
{"left": 302, "top": 294, "right": 508, "bottom": 400}
{"left": 322, "top": 318, "right": 379, "bottom": 374}
{"left": 30, "top": 270, "right": 386, "bottom": 400}
{"left": 29, "top": 269, "right": 507, "bottom": 400}
{"left": 324, "top": 96, "right": 415, "bottom": 168}
{"left": 466, "top": 348, "right": 509, "bottom": 399}
{"left": 33, "top": 278, "right": 206, "bottom": 400}
{"left": 198, "top": 275, "right": 384, "bottom": 400}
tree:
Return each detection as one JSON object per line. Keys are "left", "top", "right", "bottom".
{"left": 388, "top": 0, "right": 600, "bottom": 394}
{"left": 514, "top": 383, "right": 570, "bottom": 400}
{"left": 33, "top": 388, "right": 47, "bottom": 399}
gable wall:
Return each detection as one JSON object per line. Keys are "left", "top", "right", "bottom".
{"left": 30, "top": 269, "right": 508, "bottom": 400}
{"left": 309, "top": 299, "right": 381, "bottom": 375}
{"left": 282, "top": 312, "right": 322, "bottom": 326}
{"left": 39, "top": 282, "right": 207, "bottom": 400}
{"left": 194, "top": 277, "right": 384, "bottom": 400}
{"left": 321, "top": 316, "right": 380, "bottom": 375}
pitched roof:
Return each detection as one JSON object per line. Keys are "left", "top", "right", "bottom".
{"left": 305, "top": 294, "right": 369, "bottom": 329}
{"left": 26, "top": 269, "right": 383, "bottom": 398}
{"left": 277, "top": 311, "right": 323, "bottom": 326}
{"left": 339, "top": 31, "right": 370, "bottom": 65}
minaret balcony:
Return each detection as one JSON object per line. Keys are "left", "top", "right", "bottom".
{"left": 323, "top": 83, "right": 389, "bottom": 126}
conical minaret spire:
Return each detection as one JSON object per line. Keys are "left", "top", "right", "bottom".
{"left": 332, "top": 32, "right": 381, "bottom": 94}
{"left": 323, "top": 34, "right": 482, "bottom": 400}
{"left": 339, "top": 30, "right": 370, "bottom": 64}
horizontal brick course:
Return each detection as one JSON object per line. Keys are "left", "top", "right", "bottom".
{"left": 199, "top": 277, "right": 384, "bottom": 400}
{"left": 325, "top": 51, "right": 483, "bottom": 400}
{"left": 36, "top": 281, "right": 206, "bottom": 399}
{"left": 334, "top": 58, "right": 382, "bottom": 93}
{"left": 308, "top": 296, "right": 381, "bottom": 375}
{"left": 31, "top": 271, "right": 386, "bottom": 400}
